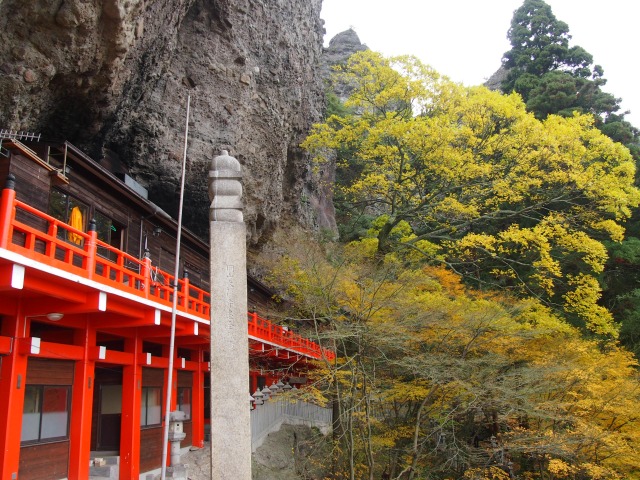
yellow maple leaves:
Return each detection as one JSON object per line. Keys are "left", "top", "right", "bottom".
{"left": 303, "top": 50, "right": 640, "bottom": 337}
{"left": 263, "top": 228, "right": 640, "bottom": 479}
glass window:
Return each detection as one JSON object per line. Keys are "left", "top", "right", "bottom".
{"left": 21, "top": 385, "right": 70, "bottom": 444}
{"left": 41, "top": 387, "right": 70, "bottom": 439}
{"left": 141, "top": 387, "right": 162, "bottom": 427}
{"left": 177, "top": 387, "right": 191, "bottom": 420}
{"left": 21, "top": 386, "right": 41, "bottom": 442}
{"left": 95, "top": 210, "right": 123, "bottom": 260}
{"left": 48, "top": 189, "right": 89, "bottom": 246}
{"left": 100, "top": 384, "right": 122, "bottom": 415}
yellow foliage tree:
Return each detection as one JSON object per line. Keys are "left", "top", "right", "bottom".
{"left": 265, "top": 234, "right": 640, "bottom": 480}
{"left": 302, "top": 51, "right": 640, "bottom": 336}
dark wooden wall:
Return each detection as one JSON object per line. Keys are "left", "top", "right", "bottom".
{"left": 19, "top": 441, "right": 69, "bottom": 480}
{"left": 6, "top": 154, "right": 51, "bottom": 213}
{"left": 139, "top": 427, "right": 163, "bottom": 473}
{"left": 3, "top": 147, "right": 212, "bottom": 292}
{"left": 26, "top": 358, "right": 74, "bottom": 385}
{"left": 0, "top": 156, "right": 9, "bottom": 187}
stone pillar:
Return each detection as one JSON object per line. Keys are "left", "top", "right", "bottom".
{"left": 209, "top": 150, "right": 251, "bottom": 479}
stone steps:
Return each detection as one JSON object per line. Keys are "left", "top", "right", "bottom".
{"left": 89, "top": 455, "right": 119, "bottom": 479}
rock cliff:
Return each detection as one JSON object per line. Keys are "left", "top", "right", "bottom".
{"left": 320, "top": 28, "right": 367, "bottom": 100}
{"left": 0, "top": 0, "right": 331, "bottom": 245}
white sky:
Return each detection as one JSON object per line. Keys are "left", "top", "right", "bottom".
{"left": 321, "top": 0, "right": 639, "bottom": 126}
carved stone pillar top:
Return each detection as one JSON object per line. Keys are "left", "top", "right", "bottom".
{"left": 209, "top": 150, "right": 244, "bottom": 222}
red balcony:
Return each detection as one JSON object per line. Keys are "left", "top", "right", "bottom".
{"left": 0, "top": 176, "right": 335, "bottom": 361}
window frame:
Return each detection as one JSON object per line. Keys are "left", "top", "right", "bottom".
{"left": 94, "top": 209, "right": 124, "bottom": 261}
{"left": 140, "top": 386, "right": 162, "bottom": 428}
{"left": 177, "top": 387, "right": 192, "bottom": 421}
{"left": 48, "top": 189, "right": 89, "bottom": 246}
{"left": 21, "top": 384, "right": 71, "bottom": 445}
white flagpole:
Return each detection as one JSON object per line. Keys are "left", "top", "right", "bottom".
{"left": 161, "top": 94, "right": 190, "bottom": 480}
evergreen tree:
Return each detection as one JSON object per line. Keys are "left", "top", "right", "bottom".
{"left": 503, "top": 0, "right": 591, "bottom": 81}
{"left": 501, "top": 0, "right": 640, "bottom": 157}
{"left": 501, "top": 0, "right": 624, "bottom": 124}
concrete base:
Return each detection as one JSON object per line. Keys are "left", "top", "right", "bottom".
{"left": 146, "top": 464, "right": 187, "bottom": 480}
{"left": 165, "top": 464, "right": 187, "bottom": 479}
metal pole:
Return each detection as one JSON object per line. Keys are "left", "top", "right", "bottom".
{"left": 161, "top": 94, "right": 190, "bottom": 480}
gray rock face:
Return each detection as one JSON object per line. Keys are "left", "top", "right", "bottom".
{"left": 324, "top": 28, "right": 367, "bottom": 68}
{"left": 182, "top": 424, "right": 331, "bottom": 480}
{"left": 484, "top": 64, "right": 509, "bottom": 91}
{"left": 321, "top": 28, "right": 367, "bottom": 100}
{"left": 0, "top": 0, "right": 331, "bottom": 245}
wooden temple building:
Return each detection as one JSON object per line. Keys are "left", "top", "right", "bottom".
{"left": 0, "top": 137, "right": 333, "bottom": 479}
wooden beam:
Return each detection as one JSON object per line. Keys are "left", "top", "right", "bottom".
{"left": 0, "top": 295, "right": 18, "bottom": 315}
{"left": 17, "top": 338, "right": 84, "bottom": 360}
{"left": 68, "top": 327, "right": 96, "bottom": 480}
{"left": 175, "top": 337, "right": 210, "bottom": 347}
{"left": 0, "top": 263, "right": 24, "bottom": 291}
{"left": 89, "top": 346, "right": 134, "bottom": 365}
{"left": 90, "top": 309, "right": 161, "bottom": 330}
{"left": 120, "top": 335, "right": 142, "bottom": 479}
{"left": 0, "top": 336, "right": 11, "bottom": 354}
{"left": 23, "top": 291, "right": 106, "bottom": 317}
{"left": 22, "top": 274, "right": 86, "bottom": 303}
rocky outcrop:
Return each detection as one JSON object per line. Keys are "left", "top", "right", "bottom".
{"left": 183, "top": 424, "right": 331, "bottom": 480}
{"left": 321, "top": 28, "right": 367, "bottom": 100}
{"left": 484, "top": 64, "right": 509, "bottom": 91}
{"left": 0, "top": 0, "right": 332, "bottom": 245}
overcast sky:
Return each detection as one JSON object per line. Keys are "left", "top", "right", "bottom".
{"left": 321, "top": 0, "right": 639, "bottom": 126}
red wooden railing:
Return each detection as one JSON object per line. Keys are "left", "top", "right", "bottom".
{"left": 1, "top": 193, "right": 211, "bottom": 318}
{"left": 0, "top": 179, "right": 334, "bottom": 360}
{"left": 248, "top": 312, "right": 334, "bottom": 360}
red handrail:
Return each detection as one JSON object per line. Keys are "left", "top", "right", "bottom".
{"left": 0, "top": 183, "right": 334, "bottom": 360}
{"left": 2, "top": 195, "right": 211, "bottom": 318}
{"left": 247, "top": 311, "right": 335, "bottom": 361}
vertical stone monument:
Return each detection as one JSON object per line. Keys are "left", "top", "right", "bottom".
{"left": 208, "top": 150, "right": 251, "bottom": 479}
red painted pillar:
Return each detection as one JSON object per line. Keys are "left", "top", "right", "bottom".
{"left": 0, "top": 310, "right": 28, "bottom": 480}
{"left": 68, "top": 322, "right": 96, "bottom": 480}
{"left": 248, "top": 311, "right": 258, "bottom": 338}
{"left": 181, "top": 272, "right": 190, "bottom": 310}
{"left": 120, "top": 334, "right": 142, "bottom": 480}
{"left": 141, "top": 250, "right": 152, "bottom": 298}
{"left": 191, "top": 347, "right": 205, "bottom": 448}
{"left": 0, "top": 173, "right": 17, "bottom": 250}
{"left": 84, "top": 220, "right": 98, "bottom": 279}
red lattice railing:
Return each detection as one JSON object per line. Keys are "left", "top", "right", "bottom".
{"left": 0, "top": 180, "right": 334, "bottom": 361}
